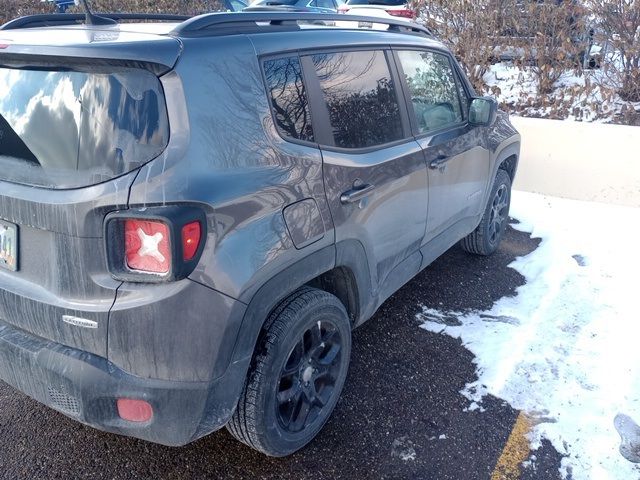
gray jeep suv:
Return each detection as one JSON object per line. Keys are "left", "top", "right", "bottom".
{"left": 0, "top": 12, "right": 520, "bottom": 456}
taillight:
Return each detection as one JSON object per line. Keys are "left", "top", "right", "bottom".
{"left": 337, "top": 4, "right": 350, "bottom": 13}
{"left": 105, "top": 206, "right": 206, "bottom": 283}
{"left": 125, "top": 219, "right": 171, "bottom": 274}
{"left": 386, "top": 8, "right": 416, "bottom": 19}
{"left": 181, "top": 221, "right": 201, "bottom": 261}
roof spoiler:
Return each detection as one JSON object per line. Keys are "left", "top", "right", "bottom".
{"left": 0, "top": 13, "right": 190, "bottom": 31}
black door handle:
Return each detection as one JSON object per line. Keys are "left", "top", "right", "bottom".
{"left": 340, "top": 183, "right": 376, "bottom": 204}
{"left": 429, "top": 154, "right": 450, "bottom": 169}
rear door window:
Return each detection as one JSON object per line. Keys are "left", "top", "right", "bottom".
{"left": 0, "top": 66, "right": 168, "bottom": 189}
{"left": 264, "top": 56, "right": 315, "bottom": 143}
{"left": 308, "top": 50, "right": 403, "bottom": 149}
{"left": 396, "top": 50, "right": 464, "bottom": 134}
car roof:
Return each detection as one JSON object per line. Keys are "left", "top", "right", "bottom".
{"left": 247, "top": 26, "right": 447, "bottom": 56}
{"left": 0, "top": 13, "right": 447, "bottom": 61}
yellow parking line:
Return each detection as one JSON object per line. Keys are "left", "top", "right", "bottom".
{"left": 490, "top": 412, "right": 532, "bottom": 480}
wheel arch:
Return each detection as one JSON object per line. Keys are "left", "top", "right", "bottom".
{"left": 228, "top": 240, "right": 373, "bottom": 369}
{"left": 495, "top": 141, "right": 520, "bottom": 183}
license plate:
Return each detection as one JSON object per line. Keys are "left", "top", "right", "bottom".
{"left": 0, "top": 220, "right": 18, "bottom": 271}
{"left": 358, "top": 21, "right": 373, "bottom": 28}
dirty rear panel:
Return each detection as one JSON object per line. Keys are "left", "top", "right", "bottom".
{"left": 0, "top": 177, "right": 132, "bottom": 358}
{"left": 0, "top": 27, "right": 181, "bottom": 358}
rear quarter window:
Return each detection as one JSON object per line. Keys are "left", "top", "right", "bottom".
{"left": 263, "top": 56, "right": 315, "bottom": 143}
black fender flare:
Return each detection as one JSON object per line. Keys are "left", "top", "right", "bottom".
{"left": 228, "top": 239, "right": 375, "bottom": 366}
{"left": 494, "top": 141, "right": 520, "bottom": 181}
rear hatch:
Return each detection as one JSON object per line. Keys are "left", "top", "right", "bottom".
{"left": 0, "top": 25, "right": 180, "bottom": 357}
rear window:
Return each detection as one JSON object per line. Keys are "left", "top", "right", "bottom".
{"left": 0, "top": 66, "right": 168, "bottom": 189}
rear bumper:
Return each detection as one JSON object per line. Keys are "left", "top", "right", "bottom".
{"left": 0, "top": 319, "right": 249, "bottom": 446}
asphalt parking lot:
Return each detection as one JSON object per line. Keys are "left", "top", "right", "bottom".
{"left": 0, "top": 224, "right": 563, "bottom": 480}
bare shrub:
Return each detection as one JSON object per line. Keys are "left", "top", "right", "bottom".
{"left": 0, "top": 0, "right": 55, "bottom": 25}
{"left": 68, "top": 0, "right": 224, "bottom": 15}
{"left": 588, "top": 0, "right": 640, "bottom": 103}
{"left": 509, "top": 0, "right": 587, "bottom": 95}
{"left": 414, "top": 0, "right": 587, "bottom": 97}
{"left": 0, "top": 0, "right": 225, "bottom": 24}
{"left": 413, "top": 0, "right": 500, "bottom": 92}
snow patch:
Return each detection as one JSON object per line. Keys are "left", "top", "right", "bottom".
{"left": 391, "top": 436, "right": 416, "bottom": 461}
{"left": 417, "top": 191, "right": 640, "bottom": 480}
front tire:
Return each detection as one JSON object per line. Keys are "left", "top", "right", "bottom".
{"left": 460, "top": 169, "right": 512, "bottom": 256}
{"left": 227, "top": 287, "right": 352, "bottom": 456}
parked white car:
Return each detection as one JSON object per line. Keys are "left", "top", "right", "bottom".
{"left": 337, "top": 0, "right": 416, "bottom": 20}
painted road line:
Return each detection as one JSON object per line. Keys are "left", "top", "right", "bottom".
{"left": 491, "top": 412, "right": 532, "bottom": 480}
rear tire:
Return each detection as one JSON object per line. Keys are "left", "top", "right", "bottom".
{"left": 460, "top": 169, "right": 512, "bottom": 256}
{"left": 227, "top": 287, "right": 352, "bottom": 456}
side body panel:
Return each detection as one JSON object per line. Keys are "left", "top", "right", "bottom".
{"left": 320, "top": 142, "right": 428, "bottom": 299}
{"left": 116, "top": 35, "right": 334, "bottom": 381}
{"left": 421, "top": 128, "right": 491, "bottom": 244}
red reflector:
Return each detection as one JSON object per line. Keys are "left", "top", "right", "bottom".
{"left": 0, "top": 44, "right": 9, "bottom": 50}
{"left": 386, "top": 8, "right": 416, "bottom": 18}
{"left": 117, "top": 398, "right": 153, "bottom": 423}
{"left": 124, "top": 220, "right": 171, "bottom": 274}
{"left": 181, "top": 221, "right": 201, "bottom": 261}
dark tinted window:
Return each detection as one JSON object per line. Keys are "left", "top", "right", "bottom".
{"left": 0, "top": 66, "right": 168, "bottom": 189}
{"left": 311, "top": 50, "right": 403, "bottom": 149}
{"left": 264, "top": 56, "right": 314, "bottom": 143}
{"left": 314, "top": 0, "right": 335, "bottom": 8}
{"left": 397, "top": 50, "right": 463, "bottom": 134}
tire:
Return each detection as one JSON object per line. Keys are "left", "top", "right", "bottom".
{"left": 227, "top": 287, "right": 352, "bottom": 456}
{"left": 460, "top": 168, "right": 512, "bottom": 256}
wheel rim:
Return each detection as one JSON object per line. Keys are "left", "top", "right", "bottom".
{"left": 488, "top": 184, "right": 509, "bottom": 245}
{"left": 276, "top": 319, "right": 343, "bottom": 433}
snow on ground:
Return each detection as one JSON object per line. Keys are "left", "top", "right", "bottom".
{"left": 418, "top": 191, "right": 640, "bottom": 480}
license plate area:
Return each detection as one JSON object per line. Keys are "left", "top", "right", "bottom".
{"left": 358, "top": 21, "right": 373, "bottom": 28}
{"left": 0, "top": 220, "right": 18, "bottom": 271}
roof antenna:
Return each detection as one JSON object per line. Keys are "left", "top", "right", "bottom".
{"left": 74, "top": 0, "right": 117, "bottom": 26}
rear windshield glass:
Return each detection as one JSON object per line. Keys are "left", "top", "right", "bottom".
{"left": 0, "top": 66, "right": 168, "bottom": 189}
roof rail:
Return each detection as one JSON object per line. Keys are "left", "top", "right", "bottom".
{"left": 0, "top": 13, "right": 191, "bottom": 31}
{"left": 171, "top": 12, "right": 433, "bottom": 38}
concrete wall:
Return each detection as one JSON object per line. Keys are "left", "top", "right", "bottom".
{"left": 510, "top": 116, "right": 640, "bottom": 207}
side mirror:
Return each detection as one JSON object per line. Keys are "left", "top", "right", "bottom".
{"left": 469, "top": 97, "right": 498, "bottom": 126}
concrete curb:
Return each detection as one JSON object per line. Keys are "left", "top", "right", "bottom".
{"left": 510, "top": 116, "right": 640, "bottom": 207}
